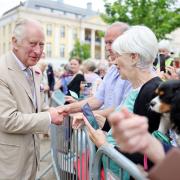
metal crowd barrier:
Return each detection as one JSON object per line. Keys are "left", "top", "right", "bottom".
{"left": 51, "top": 116, "right": 96, "bottom": 180}
{"left": 93, "top": 144, "right": 147, "bottom": 180}
{"left": 37, "top": 90, "right": 96, "bottom": 179}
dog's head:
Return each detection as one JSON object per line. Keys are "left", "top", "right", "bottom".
{"left": 150, "top": 80, "right": 180, "bottom": 113}
{"left": 150, "top": 80, "right": 180, "bottom": 132}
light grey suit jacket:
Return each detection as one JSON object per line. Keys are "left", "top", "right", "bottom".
{"left": 0, "top": 52, "right": 50, "bottom": 179}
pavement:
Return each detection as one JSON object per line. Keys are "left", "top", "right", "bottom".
{"left": 36, "top": 135, "right": 56, "bottom": 180}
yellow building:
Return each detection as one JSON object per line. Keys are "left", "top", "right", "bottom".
{"left": 0, "top": 0, "right": 107, "bottom": 63}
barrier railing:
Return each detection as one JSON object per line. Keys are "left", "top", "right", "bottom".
{"left": 37, "top": 90, "right": 146, "bottom": 180}
{"left": 93, "top": 144, "right": 147, "bottom": 180}
{"left": 50, "top": 116, "right": 96, "bottom": 180}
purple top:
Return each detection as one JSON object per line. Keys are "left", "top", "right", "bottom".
{"left": 95, "top": 65, "right": 132, "bottom": 108}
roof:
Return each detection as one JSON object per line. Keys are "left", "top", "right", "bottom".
{"left": 3, "top": 0, "right": 98, "bottom": 18}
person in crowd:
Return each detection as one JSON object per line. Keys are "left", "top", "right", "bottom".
{"left": 54, "top": 63, "right": 73, "bottom": 94}
{"left": 0, "top": 18, "right": 64, "bottom": 179}
{"left": 46, "top": 63, "right": 55, "bottom": 92}
{"left": 54, "top": 58, "right": 84, "bottom": 104}
{"left": 81, "top": 25, "right": 162, "bottom": 176}
{"left": 60, "top": 63, "right": 73, "bottom": 94}
{"left": 110, "top": 108, "right": 167, "bottom": 164}
{"left": 154, "top": 40, "right": 173, "bottom": 72}
{"left": 57, "top": 22, "right": 132, "bottom": 122}
{"left": 96, "top": 61, "right": 109, "bottom": 79}
{"left": 66, "top": 57, "right": 85, "bottom": 97}
{"left": 82, "top": 59, "right": 102, "bottom": 95}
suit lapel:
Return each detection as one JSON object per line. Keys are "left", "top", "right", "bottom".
{"left": 6, "top": 52, "right": 35, "bottom": 108}
{"left": 32, "top": 69, "right": 41, "bottom": 112}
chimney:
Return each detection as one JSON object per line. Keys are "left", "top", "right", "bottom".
{"left": 86, "top": 2, "right": 92, "bottom": 10}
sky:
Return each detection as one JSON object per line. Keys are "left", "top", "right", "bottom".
{"left": 0, "top": 0, "right": 114, "bottom": 16}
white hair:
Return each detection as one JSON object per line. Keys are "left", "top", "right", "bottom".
{"left": 82, "top": 60, "right": 97, "bottom": 72}
{"left": 158, "top": 39, "right": 170, "bottom": 51}
{"left": 112, "top": 25, "right": 158, "bottom": 69}
{"left": 13, "top": 18, "right": 43, "bottom": 42}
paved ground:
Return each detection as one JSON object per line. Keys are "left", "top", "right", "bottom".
{"left": 36, "top": 136, "right": 56, "bottom": 180}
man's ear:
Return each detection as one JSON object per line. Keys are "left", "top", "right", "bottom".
{"left": 130, "top": 53, "right": 139, "bottom": 66}
{"left": 12, "top": 36, "right": 19, "bottom": 50}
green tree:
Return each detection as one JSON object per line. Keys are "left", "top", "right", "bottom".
{"left": 101, "top": 0, "right": 180, "bottom": 39}
{"left": 70, "top": 40, "right": 90, "bottom": 60}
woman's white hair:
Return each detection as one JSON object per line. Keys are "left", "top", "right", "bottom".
{"left": 13, "top": 18, "right": 43, "bottom": 42}
{"left": 112, "top": 25, "right": 158, "bottom": 69}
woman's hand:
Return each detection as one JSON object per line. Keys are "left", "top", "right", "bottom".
{"left": 72, "top": 113, "right": 85, "bottom": 129}
{"left": 83, "top": 115, "right": 107, "bottom": 148}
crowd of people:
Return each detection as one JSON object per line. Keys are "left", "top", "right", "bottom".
{"left": 0, "top": 17, "right": 180, "bottom": 179}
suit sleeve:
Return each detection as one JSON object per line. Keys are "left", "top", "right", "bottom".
{"left": 0, "top": 79, "right": 50, "bottom": 134}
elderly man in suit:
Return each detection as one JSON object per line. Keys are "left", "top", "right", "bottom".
{"left": 0, "top": 19, "right": 63, "bottom": 179}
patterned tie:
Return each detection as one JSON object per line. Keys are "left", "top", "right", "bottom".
{"left": 25, "top": 68, "right": 37, "bottom": 109}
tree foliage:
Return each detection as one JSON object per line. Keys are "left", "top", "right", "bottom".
{"left": 70, "top": 40, "right": 90, "bottom": 60}
{"left": 101, "top": 0, "right": 180, "bottom": 39}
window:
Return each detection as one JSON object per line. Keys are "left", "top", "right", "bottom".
{"left": 46, "top": 24, "right": 52, "bottom": 36}
{"left": 60, "top": 26, "right": 65, "bottom": 38}
{"left": 60, "top": 44, "right": 65, "bottom": 58}
{"left": 46, "top": 43, "right": 52, "bottom": 57}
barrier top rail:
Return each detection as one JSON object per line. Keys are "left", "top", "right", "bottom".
{"left": 93, "top": 144, "right": 147, "bottom": 180}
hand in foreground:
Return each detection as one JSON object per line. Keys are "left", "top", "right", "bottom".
{"left": 49, "top": 107, "right": 64, "bottom": 125}
{"left": 72, "top": 113, "right": 84, "bottom": 129}
{"left": 65, "top": 96, "right": 77, "bottom": 104}
{"left": 83, "top": 115, "right": 107, "bottom": 148}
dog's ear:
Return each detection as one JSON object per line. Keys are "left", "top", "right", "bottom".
{"left": 171, "top": 90, "right": 180, "bottom": 133}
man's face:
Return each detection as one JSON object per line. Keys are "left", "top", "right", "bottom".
{"left": 105, "top": 26, "right": 122, "bottom": 64}
{"left": 13, "top": 24, "right": 45, "bottom": 67}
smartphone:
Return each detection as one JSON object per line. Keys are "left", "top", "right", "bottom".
{"left": 81, "top": 103, "right": 99, "bottom": 130}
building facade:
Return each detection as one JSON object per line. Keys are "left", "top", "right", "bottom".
{"left": 0, "top": 0, "right": 107, "bottom": 62}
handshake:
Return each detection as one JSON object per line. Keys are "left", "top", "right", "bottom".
{"left": 48, "top": 106, "right": 70, "bottom": 125}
